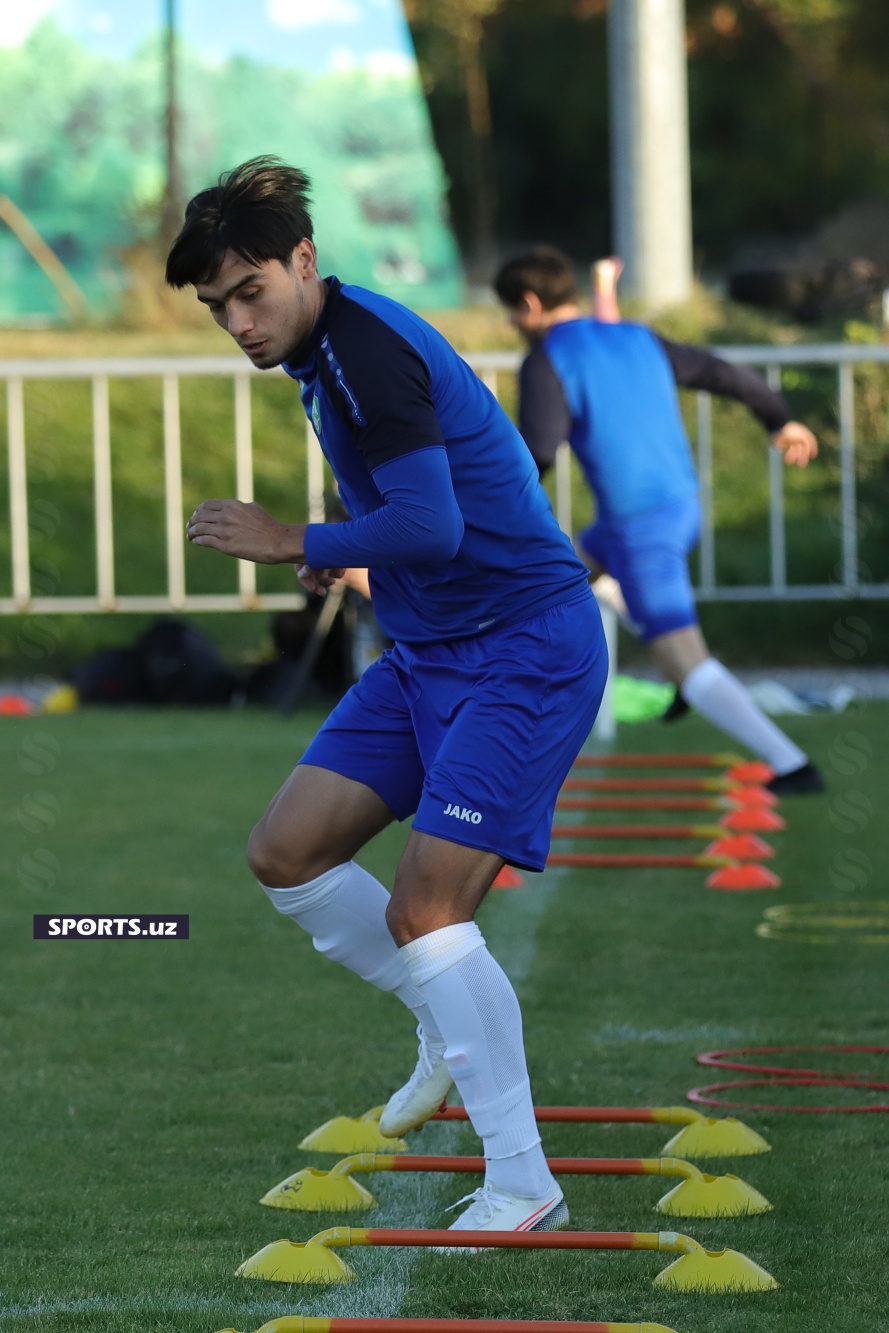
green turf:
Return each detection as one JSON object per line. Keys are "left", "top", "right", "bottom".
{"left": 2, "top": 704, "right": 889, "bottom": 1331}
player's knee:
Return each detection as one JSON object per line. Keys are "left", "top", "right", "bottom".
{"left": 385, "top": 892, "right": 423, "bottom": 945}
{"left": 247, "top": 819, "right": 312, "bottom": 888}
{"left": 386, "top": 861, "right": 443, "bottom": 944}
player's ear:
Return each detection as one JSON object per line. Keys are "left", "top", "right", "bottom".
{"left": 520, "top": 291, "right": 542, "bottom": 319}
{"left": 292, "top": 238, "right": 317, "bottom": 277}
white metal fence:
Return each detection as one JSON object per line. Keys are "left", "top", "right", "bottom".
{"left": 2, "top": 344, "right": 888, "bottom": 616}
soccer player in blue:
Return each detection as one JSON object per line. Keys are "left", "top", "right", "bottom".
{"left": 166, "top": 159, "right": 607, "bottom": 1241}
{"left": 494, "top": 245, "right": 824, "bottom": 795}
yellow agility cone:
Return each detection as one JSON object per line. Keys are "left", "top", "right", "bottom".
{"left": 660, "top": 1114, "right": 770, "bottom": 1159}
{"left": 261, "top": 1157, "right": 378, "bottom": 1212}
{"left": 654, "top": 1234, "right": 778, "bottom": 1292}
{"left": 656, "top": 1167, "right": 772, "bottom": 1218}
{"left": 237, "top": 1235, "right": 356, "bottom": 1284}
{"left": 299, "top": 1108, "right": 407, "bottom": 1155}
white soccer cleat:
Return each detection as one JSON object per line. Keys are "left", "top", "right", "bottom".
{"left": 436, "top": 1183, "right": 569, "bottom": 1253}
{"left": 378, "top": 1026, "right": 454, "bottom": 1137}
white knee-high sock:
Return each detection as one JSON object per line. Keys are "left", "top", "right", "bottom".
{"left": 401, "top": 922, "right": 556, "bottom": 1199}
{"left": 261, "top": 863, "right": 443, "bottom": 1044}
{"left": 682, "top": 657, "right": 807, "bottom": 776}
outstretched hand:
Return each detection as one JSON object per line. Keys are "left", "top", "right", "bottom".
{"left": 773, "top": 420, "right": 818, "bottom": 468}
{"left": 186, "top": 499, "right": 306, "bottom": 564}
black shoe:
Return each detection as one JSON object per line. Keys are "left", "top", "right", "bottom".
{"left": 766, "top": 762, "right": 825, "bottom": 795}
{"left": 661, "top": 687, "right": 690, "bottom": 723}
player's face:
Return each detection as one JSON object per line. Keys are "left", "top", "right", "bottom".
{"left": 195, "top": 242, "right": 321, "bottom": 368}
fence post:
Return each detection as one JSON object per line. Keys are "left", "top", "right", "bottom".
{"left": 696, "top": 391, "right": 715, "bottom": 594}
{"left": 7, "top": 376, "right": 31, "bottom": 611}
{"left": 307, "top": 416, "right": 325, "bottom": 525}
{"left": 234, "top": 374, "right": 257, "bottom": 604}
{"left": 163, "top": 374, "right": 186, "bottom": 610}
{"left": 766, "top": 365, "right": 786, "bottom": 594}
{"left": 838, "top": 362, "right": 858, "bottom": 594}
{"left": 92, "top": 376, "right": 115, "bottom": 609}
{"left": 555, "top": 441, "right": 572, "bottom": 536}
{"left": 592, "top": 601, "right": 618, "bottom": 746}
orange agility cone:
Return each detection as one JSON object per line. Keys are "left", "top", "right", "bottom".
{"left": 492, "top": 866, "right": 525, "bottom": 889}
{"left": 726, "top": 762, "right": 775, "bottom": 785}
{"left": 706, "top": 864, "right": 781, "bottom": 891}
{"left": 704, "top": 835, "right": 775, "bottom": 861}
{"left": 720, "top": 808, "right": 786, "bottom": 833}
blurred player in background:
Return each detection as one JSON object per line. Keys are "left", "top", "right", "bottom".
{"left": 495, "top": 245, "right": 823, "bottom": 795}
{"left": 167, "top": 159, "right": 608, "bottom": 1241}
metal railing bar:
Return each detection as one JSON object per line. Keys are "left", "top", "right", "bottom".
{"left": 766, "top": 365, "right": 786, "bottom": 594}
{"left": 7, "top": 376, "right": 30, "bottom": 609}
{"left": 695, "top": 392, "right": 715, "bottom": 594}
{"left": 92, "top": 375, "right": 115, "bottom": 609}
{"left": 7, "top": 343, "right": 889, "bottom": 382}
{"left": 694, "top": 583, "right": 889, "bottom": 601}
{"left": 162, "top": 375, "right": 186, "bottom": 610}
{"left": 0, "top": 357, "right": 289, "bottom": 379}
{"left": 234, "top": 374, "right": 257, "bottom": 604}
{"left": 0, "top": 593, "right": 309, "bottom": 615}
{"left": 837, "top": 362, "right": 858, "bottom": 594}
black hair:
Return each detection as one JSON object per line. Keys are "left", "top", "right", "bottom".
{"left": 493, "top": 245, "right": 579, "bottom": 310}
{"left": 165, "top": 156, "right": 314, "bottom": 288}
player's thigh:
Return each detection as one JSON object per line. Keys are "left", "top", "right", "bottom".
{"left": 247, "top": 764, "right": 395, "bottom": 887}
{"left": 649, "top": 624, "right": 709, "bottom": 685}
{"left": 387, "top": 829, "right": 503, "bottom": 945}
{"left": 248, "top": 652, "right": 425, "bottom": 887}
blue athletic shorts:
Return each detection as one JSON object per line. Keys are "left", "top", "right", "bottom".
{"left": 299, "top": 591, "right": 607, "bottom": 872}
{"left": 578, "top": 495, "right": 701, "bottom": 643}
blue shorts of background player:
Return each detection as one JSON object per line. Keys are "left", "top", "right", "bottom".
{"left": 578, "top": 494, "right": 701, "bottom": 644}
{"left": 300, "top": 592, "right": 607, "bottom": 872}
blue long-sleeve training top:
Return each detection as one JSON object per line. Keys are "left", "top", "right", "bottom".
{"left": 284, "top": 277, "right": 589, "bottom": 645}
{"left": 519, "top": 319, "right": 792, "bottom": 523}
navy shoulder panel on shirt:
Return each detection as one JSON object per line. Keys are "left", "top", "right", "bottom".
{"left": 321, "top": 289, "right": 445, "bottom": 470}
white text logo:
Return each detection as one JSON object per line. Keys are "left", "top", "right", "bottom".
{"left": 444, "top": 803, "right": 482, "bottom": 824}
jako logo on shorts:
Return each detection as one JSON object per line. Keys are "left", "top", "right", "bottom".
{"left": 443, "top": 803, "right": 482, "bottom": 824}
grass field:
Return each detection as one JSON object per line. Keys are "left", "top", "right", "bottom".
{"left": 3, "top": 703, "right": 889, "bottom": 1333}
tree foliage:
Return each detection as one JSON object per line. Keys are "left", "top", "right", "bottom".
{"left": 407, "top": 0, "right": 889, "bottom": 273}
{"left": 0, "top": 19, "right": 461, "bottom": 319}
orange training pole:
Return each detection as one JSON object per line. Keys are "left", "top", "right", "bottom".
{"left": 546, "top": 852, "right": 728, "bottom": 868}
{"left": 561, "top": 777, "right": 774, "bottom": 800}
{"left": 362, "top": 1229, "right": 653, "bottom": 1250}
{"left": 572, "top": 753, "right": 737, "bottom": 767}
{"left": 323, "top": 1322, "right": 672, "bottom": 1333}
{"left": 551, "top": 823, "right": 724, "bottom": 839}
{"left": 557, "top": 795, "right": 724, "bottom": 811}
{"left": 434, "top": 1106, "right": 680, "bottom": 1125}
{"left": 388, "top": 1155, "right": 656, "bottom": 1177}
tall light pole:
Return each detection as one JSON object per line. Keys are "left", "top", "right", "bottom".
{"left": 607, "top": 0, "right": 693, "bottom": 309}
{"left": 161, "top": 0, "right": 183, "bottom": 250}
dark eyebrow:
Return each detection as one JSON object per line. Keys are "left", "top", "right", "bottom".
{"left": 197, "top": 272, "right": 263, "bottom": 305}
